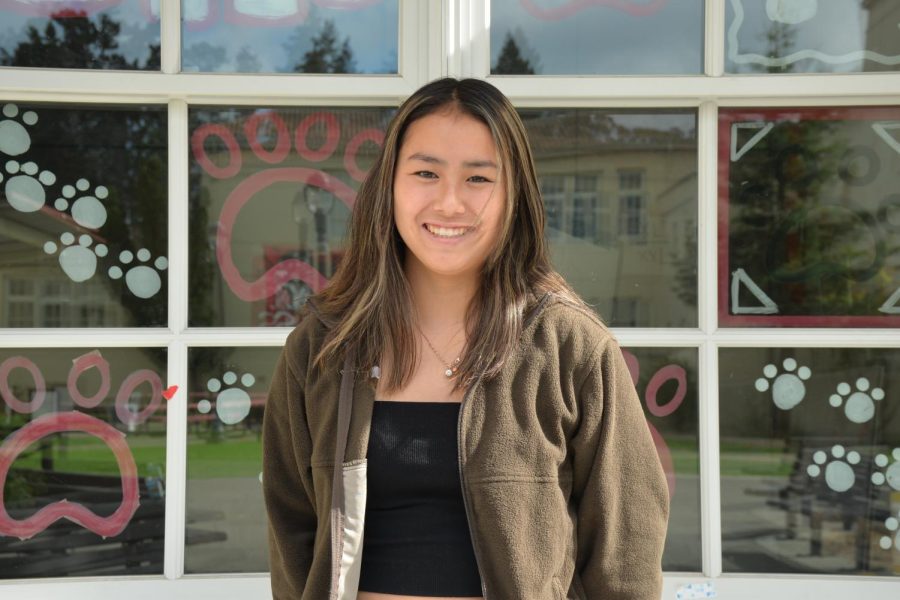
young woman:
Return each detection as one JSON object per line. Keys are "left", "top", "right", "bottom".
{"left": 262, "top": 78, "right": 669, "bottom": 600}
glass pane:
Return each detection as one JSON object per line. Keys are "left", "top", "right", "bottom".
{"left": 188, "top": 106, "right": 393, "bottom": 327}
{"left": 719, "top": 107, "right": 900, "bottom": 327}
{"left": 182, "top": 1, "right": 398, "bottom": 73}
{"left": 726, "top": 0, "right": 900, "bottom": 73}
{"left": 490, "top": 0, "right": 703, "bottom": 75}
{"left": 522, "top": 108, "right": 698, "bottom": 327}
{"left": 0, "top": 347, "right": 167, "bottom": 578}
{"left": 184, "top": 346, "right": 279, "bottom": 573}
{"left": 0, "top": 102, "right": 168, "bottom": 327}
{"left": 720, "top": 347, "right": 900, "bottom": 575}
{"left": 624, "top": 346, "right": 700, "bottom": 572}
{"left": 0, "top": 0, "right": 159, "bottom": 69}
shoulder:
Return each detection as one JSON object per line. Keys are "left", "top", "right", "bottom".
{"left": 280, "top": 304, "right": 330, "bottom": 377}
{"left": 529, "top": 295, "right": 618, "bottom": 355}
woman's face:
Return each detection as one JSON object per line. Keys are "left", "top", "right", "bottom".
{"left": 393, "top": 108, "right": 506, "bottom": 284}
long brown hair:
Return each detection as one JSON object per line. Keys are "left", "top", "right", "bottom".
{"left": 314, "top": 77, "right": 585, "bottom": 390}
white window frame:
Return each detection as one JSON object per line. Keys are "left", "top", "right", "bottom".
{"left": 1, "top": 1, "right": 900, "bottom": 597}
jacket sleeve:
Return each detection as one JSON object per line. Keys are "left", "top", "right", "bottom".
{"left": 570, "top": 337, "right": 670, "bottom": 600}
{"left": 262, "top": 339, "right": 318, "bottom": 599}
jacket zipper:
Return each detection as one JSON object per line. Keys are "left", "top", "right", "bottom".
{"left": 455, "top": 296, "right": 552, "bottom": 600}
{"left": 458, "top": 382, "right": 489, "bottom": 599}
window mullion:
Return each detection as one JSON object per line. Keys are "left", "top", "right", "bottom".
{"left": 160, "top": 0, "right": 182, "bottom": 75}
{"left": 163, "top": 98, "right": 189, "bottom": 579}
{"left": 705, "top": 0, "right": 726, "bottom": 77}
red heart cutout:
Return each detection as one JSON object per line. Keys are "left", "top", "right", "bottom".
{"left": 162, "top": 385, "right": 178, "bottom": 400}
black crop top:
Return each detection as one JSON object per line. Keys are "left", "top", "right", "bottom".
{"left": 357, "top": 401, "right": 483, "bottom": 597}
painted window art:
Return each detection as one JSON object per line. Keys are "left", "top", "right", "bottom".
{"left": 719, "top": 107, "right": 900, "bottom": 327}
{"left": 0, "top": 348, "right": 172, "bottom": 578}
{"left": 623, "top": 346, "right": 700, "bottom": 572}
{"left": 180, "top": 0, "right": 399, "bottom": 73}
{"left": 188, "top": 106, "right": 392, "bottom": 327}
{"left": 0, "top": 103, "right": 168, "bottom": 327}
{"left": 726, "top": 0, "right": 900, "bottom": 73}
{"left": 183, "top": 347, "right": 279, "bottom": 574}
{"left": 720, "top": 347, "right": 900, "bottom": 576}
{"left": 490, "top": 0, "right": 703, "bottom": 75}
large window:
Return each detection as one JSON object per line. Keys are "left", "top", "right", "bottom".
{"left": 1, "top": 1, "right": 899, "bottom": 598}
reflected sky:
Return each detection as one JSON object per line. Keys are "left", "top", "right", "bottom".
{"left": 726, "top": 0, "right": 900, "bottom": 73}
{"left": 182, "top": 1, "right": 398, "bottom": 73}
{"left": 0, "top": 0, "right": 159, "bottom": 69}
{"left": 0, "top": 1, "right": 397, "bottom": 73}
{"left": 490, "top": 0, "right": 703, "bottom": 75}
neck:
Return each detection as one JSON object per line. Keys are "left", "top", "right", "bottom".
{"left": 405, "top": 260, "right": 477, "bottom": 332}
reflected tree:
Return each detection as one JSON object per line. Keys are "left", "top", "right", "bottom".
{"left": 183, "top": 41, "right": 228, "bottom": 72}
{"left": 236, "top": 45, "right": 262, "bottom": 72}
{"left": 294, "top": 19, "right": 355, "bottom": 74}
{"left": 0, "top": 10, "right": 159, "bottom": 69}
{"left": 493, "top": 29, "right": 539, "bottom": 74}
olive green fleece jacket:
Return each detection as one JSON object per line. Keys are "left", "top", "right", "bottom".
{"left": 262, "top": 296, "right": 669, "bottom": 599}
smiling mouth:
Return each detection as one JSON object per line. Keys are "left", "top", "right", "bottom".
{"left": 424, "top": 223, "right": 473, "bottom": 238}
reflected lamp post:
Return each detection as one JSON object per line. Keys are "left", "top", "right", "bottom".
{"left": 301, "top": 183, "right": 334, "bottom": 278}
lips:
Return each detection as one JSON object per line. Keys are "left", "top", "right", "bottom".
{"left": 424, "top": 223, "right": 472, "bottom": 238}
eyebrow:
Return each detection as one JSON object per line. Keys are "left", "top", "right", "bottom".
{"left": 406, "top": 152, "right": 498, "bottom": 169}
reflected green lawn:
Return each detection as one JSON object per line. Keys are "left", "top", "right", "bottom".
{"left": 9, "top": 429, "right": 263, "bottom": 481}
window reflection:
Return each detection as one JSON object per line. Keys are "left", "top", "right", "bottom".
{"left": 188, "top": 106, "right": 393, "bottom": 327}
{"left": 0, "top": 348, "right": 167, "bottom": 579}
{"left": 625, "top": 346, "right": 700, "bottom": 572}
{"left": 181, "top": 1, "right": 398, "bottom": 74}
{"left": 726, "top": 0, "right": 900, "bottom": 73}
{"left": 720, "top": 107, "right": 900, "bottom": 327}
{"left": 720, "top": 347, "right": 900, "bottom": 576}
{"left": 491, "top": 0, "right": 703, "bottom": 75}
{"left": 184, "top": 347, "right": 280, "bottom": 574}
{"left": 0, "top": 1, "right": 159, "bottom": 70}
{"left": 0, "top": 103, "right": 168, "bottom": 328}
{"left": 522, "top": 109, "right": 698, "bottom": 327}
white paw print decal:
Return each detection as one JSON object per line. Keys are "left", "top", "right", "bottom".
{"left": 828, "top": 378, "right": 884, "bottom": 424}
{"left": 754, "top": 357, "right": 811, "bottom": 410}
{"left": 2, "top": 158, "right": 56, "bottom": 213}
{"left": 807, "top": 445, "right": 860, "bottom": 492}
{"left": 199, "top": 371, "right": 256, "bottom": 425}
{"left": 56, "top": 178, "right": 109, "bottom": 229}
{"left": 108, "top": 248, "right": 168, "bottom": 299}
{"left": 881, "top": 510, "right": 900, "bottom": 552}
{"left": 0, "top": 103, "right": 37, "bottom": 156}
{"left": 43, "top": 232, "right": 109, "bottom": 282}
{"left": 871, "top": 448, "right": 900, "bottom": 491}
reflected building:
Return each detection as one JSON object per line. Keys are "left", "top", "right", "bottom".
{"left": 523, "top": 110, "right": 698, "bottom": 327}
{"left": 863, "top": 0, "right": 900, "bottom": 73}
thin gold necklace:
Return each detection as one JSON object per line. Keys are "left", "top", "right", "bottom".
{"left": 419, "top": 329, "right": 463, "bottom": 378}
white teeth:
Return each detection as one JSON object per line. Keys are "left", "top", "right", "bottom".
{"left": 426, "top": 224, "right": 468, "bottom": 238}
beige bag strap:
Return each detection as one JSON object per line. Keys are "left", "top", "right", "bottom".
{"left": 329, "top": 348, "right": 355, "bottom": 599}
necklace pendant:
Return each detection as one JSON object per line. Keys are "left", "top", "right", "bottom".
{"left": 444, "top": 368, "right": 454, "bottom": 378}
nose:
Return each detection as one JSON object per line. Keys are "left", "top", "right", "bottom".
{"left": 432, "top": 180, "right": 467, "bottom": 215}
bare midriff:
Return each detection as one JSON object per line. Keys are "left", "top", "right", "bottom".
{"left": 357, "top": 593, "right": 483, "bottom": 600}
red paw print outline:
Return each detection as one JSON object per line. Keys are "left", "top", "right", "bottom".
{"left": 520, "top": 0, "right": 667, "bottom": 21}
{"left": 0, "top": 350, "right": 165, "bottom": 540}
{"left": 192, "top": 109, "right": 384, "bottom": 302}
{"left": 622, "top": 349, "right": 687, "bottom": 499}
